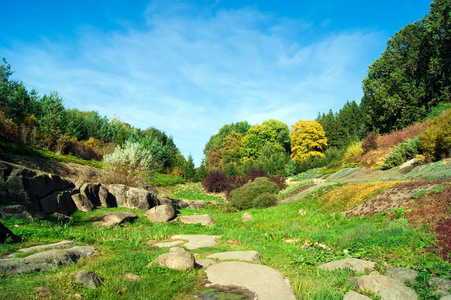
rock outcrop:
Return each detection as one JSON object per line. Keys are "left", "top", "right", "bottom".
{"left": 0, "top": 246, "right": 98, "bottom": 275}
{"left": 74, "top": 270, "right": 102, "bottom": 289}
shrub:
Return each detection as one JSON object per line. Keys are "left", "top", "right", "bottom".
{"left": 201, "top": 170, "right": 230, "bottom": 193}
{"left": 362, "top": 131, "right": 378, "bottom": 153}
{"left": 378, "top": 122, "right": 428, "bottom": 149}
{"left": 382, "top": 137, "right": 420, "bottom": 170}
{"left": 244, "top": 169, "right": 267, "bottom": 183}
{"left": 68, "top": 139, "right": 102, "bottom": 161}
{"left": 103, "top": 140, "right": 159, "bottom": 185}
{"left": 229, "top": 177, "right": 280, "bottom": 210}
{"left": 253, "top": 193, "right": 277, "bottom": 209}
{"left": 419, "top": 110, "right": 451, "bottom": 160}
{"left": 343, "top": 141, "right": 364, "bottom": 163}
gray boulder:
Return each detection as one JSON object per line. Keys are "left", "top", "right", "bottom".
{"left": 7, "top": 168, "right": 38, "bottom": 202}
{"left": 349, "top": 275, "right": 418, "bottom": 300}
{"left": 40, "top": 190, "right": 77, "bottom": 215}
{"left": 319, "top": 258, "right": 376, "bottom": 273}
{"left": 386, "top": 267, "right": 418, "bottom": 284}
{"left": 80, "top": 183, "right": 101, "bottom": 207}
{"left": 125, "top": 187, "right": 158, "bottom": 210}
{"left": 146, "top": 205, "right": 175, "bottom": 223}
{"left": 0, "top": 246, "right": 98, "bottom": 275}
{"left": 74, "top": 270, "right": 102, "bottom": 289}
{"left": 0, "top": 204, "right": 34, "bottom": 221}
{"left": 157, "top": 249, "right": 195, "bottom": 270}
{"left": 428, "top": 277, "right": 451, "bottom": 297}
{"left": 106, "top": 184, "right": 126, "bottom": 207}
{"left": 179, "top": 214, "right": 215, "bottom": 226}
{"left": 99, "top": 212, "right": 137, "bottom": 226}
{"left": 98, "top": 185, "right": 109, "bottom": 207}
{"left": 71, "top": 193, "right": 94, "bottom": 212}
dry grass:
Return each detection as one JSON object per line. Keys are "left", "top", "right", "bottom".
{"left": 321, "top": 181, "right": 405, "bottom": 211}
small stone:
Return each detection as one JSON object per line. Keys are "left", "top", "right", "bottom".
{"left": 170, "top": 247, "right": 186, "bottom": 253}
{"left": 74, "top": 293, "right": 84, "bottom": 299}
{"left": 428, "top": 277, "right": 451, "bottom": 296}
{"left": 195, "top": 259, "right": 216, "bottom": 268}
{"left": 124, "top": 273, "right": 140, "bottom": 281}
{"left": 242, "top": 212, "right": 252, "bottom": 221}
{"left": 33, "top": 287, "right": 54, "bottom": 297}
{"left": 298, "top": 209, "right": 307, "bottom": 215}
{"left": 74, "top": 270, "right": 102, "bottom": 289}
{"left": 146, "top": 204, "right": 175, "bottom": 223}
{"left": 319, "top": 258, "right": 376, "bottom": 273}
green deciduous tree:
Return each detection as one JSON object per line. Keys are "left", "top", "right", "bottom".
{"left": 290, "top": 120, "right": 327, "bottom": 163}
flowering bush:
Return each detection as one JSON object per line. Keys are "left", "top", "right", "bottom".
{"left": 103, "top": 140, "right": 159, "bottom": 185}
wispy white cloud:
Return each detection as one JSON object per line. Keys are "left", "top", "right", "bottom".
{"left": 2, "top": 2, "right": 385, "bottom": 165}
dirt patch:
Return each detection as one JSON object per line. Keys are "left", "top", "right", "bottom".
{"left": 345, "top": 181, "right": 442, "bottom": 217}
{"left": 428, "top": 219, "right": 451, "bottom": 262}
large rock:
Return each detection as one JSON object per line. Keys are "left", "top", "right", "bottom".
{"left": 179, "top": 214, "right": 215, "bottom": 226}
{"left": 0, "top": 221, "right": 22, "bottom": 243}
{"left": 157, "top": 249, "right": 195, "bottom": 270}
{"left": 349, "top": 275, "right": 418, "bottom": 300}
{"left": 98, "top": 212, "right": 137, "bottom": 226}
{"left": 98, "top": 185, "right": 109, "bottom": 208}
{"left": 7, "top": 169, "right": 72, "bottom": 209}
{"left": 71, "top": 193, "right": 94, "bottom": 212}
{"left": 125, "top": 187, "right": 158, "bottom": 210}
{"left": 0, "top": 204, "right": 34, "bottom": 221}
{"left": 74, "top": 270, "right": 102, "bottom": 289}
{"left": 79, "top": 183, "right": 101, "bottom": 207}
{"left": 205, "top": 261, "right": 296, "bottom": 300}
{"left": 319, "top": 258, "right": 376, "bottom": 273}
{"left": 146, "top": 205, "right": 175, "bottom": 223}
{"left": 0, "top": 246, "right": 98, "bottom": 275}
{"left": 40, "top": 190, "right": 77, "bottom": 215}
{"left": 386, "top": 267, "right": 418, "bottom": 284}
{"left": 106, "top": 184, "right": 126, "bottom": 207}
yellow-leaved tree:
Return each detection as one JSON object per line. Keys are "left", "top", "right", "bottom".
{"left": 290, "top": 120, "right": 327, "bottom": 163}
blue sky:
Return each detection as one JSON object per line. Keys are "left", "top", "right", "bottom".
{"left": 0, "top": 0, "right": 432, "bottom": 166}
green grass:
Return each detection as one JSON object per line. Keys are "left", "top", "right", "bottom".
{"left": 0, "top": 184, "right": 448, "bottom": 299}
{"left": 0, "top": 139, "right": 102, "bottom": 169}
{"left": 170, "top": 182, "right": 223, "bottom": 202}
{"left": 146, "top": 173, "right": 185, "bottom": 187}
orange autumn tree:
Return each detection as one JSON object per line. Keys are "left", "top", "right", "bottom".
{"left": 290, "top": 120, "right": 327, "bottom": 163}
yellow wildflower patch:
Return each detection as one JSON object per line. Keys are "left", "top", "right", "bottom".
{"left": 321, "top": 181, "right": 407, "bottom": 211}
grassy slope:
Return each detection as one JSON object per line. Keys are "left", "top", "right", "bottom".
{"left": 1, "top": 159, "right": 450, "bottom": 299}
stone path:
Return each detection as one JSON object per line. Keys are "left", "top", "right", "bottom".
{"left": 154, "top": 235, "right": 296, "bottom": 299}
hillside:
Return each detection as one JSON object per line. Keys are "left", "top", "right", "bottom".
{"left": 0, "top": 152, "right": 450, "bottom": 299}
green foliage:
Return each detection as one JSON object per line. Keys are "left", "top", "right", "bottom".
{"left": 229, "top": 177, "right": 280, "bottom": 210}
{"left": 146, "top": 172, "right": 185, "bottom": 187}
{"left": 361, "top": 0, "right": 451, "bottom": 133}
{"left": 170, "top": 182, "right": 223, "bottom": 202}
{"left": 419, "top": 109, "right": 451, "bottom": 160}
{"left": 382, "top": 137, "right": 420, "bottom": 169}
{"left": 343, "top": 141, "right": 364, "bottom": 163}
{"left": 182, "top": 154, "right": 195, "bottom": 181}
{"left": 242, "top": 124, "right": 277, "bottom": 159}
{"left": 253, "top": 193, "right": 277, "bottom": 209}
{"left": 103, "top": 140, "right": 160, "bottom": 184}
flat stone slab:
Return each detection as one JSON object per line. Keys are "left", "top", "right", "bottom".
{"left": 178, "top": 214, "right": 215, "bottom": 226}
{"left": 171, "top": 235, "right": 221, "bottom": 250}
{"left": 195, "top": 258, "right": 216, "bottom": 268}
{"left": 319, "top": 258, "right": 376, "bottom": 273}
{"left": 207, "top": 251, "right": 260, "bottom": 262}
{"left": 5, "top": 240, "right": 75, "bottom": 258}
{"left": 386, "top": 267, "right": 418, "bottom": 284}
{"left": 349, "top": 275, "right": 418, "bottom": 300}
{"left": 153, "top": 241, "right": 185, "bottom": 248}
{"left": 205, "top": 261, "right": 296, "bottom": 300}
{"left": 0, "top": 246, "right": 98, "bottom": 275}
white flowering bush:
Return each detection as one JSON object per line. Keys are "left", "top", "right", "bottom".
{"left": 103, "top": 140, "right": 159, "bottom": 185}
